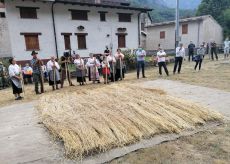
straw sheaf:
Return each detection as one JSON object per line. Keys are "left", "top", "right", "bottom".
{"left": 37, "top": 84, "right": 222, "bottom": 158}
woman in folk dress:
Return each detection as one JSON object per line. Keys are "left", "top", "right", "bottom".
{"left": 115, "top": 49, "right": 125, "bottom": 81}
{"left": 8, "top": 58, "right": 23, "bottom": 100}
{"left": 101, "top": 56, "right": 110, "bottom": 84}
{"left": 74, "top": 54, "right": 86, "bottom": 86}
{"left": 47, "top": 56, "right": 61, "bottom": 90}
{"left": 107, "top": 53, "right": 116, "bottom": 82}
{"left": 86, "top": 53, "right": 101, "bottom": 84}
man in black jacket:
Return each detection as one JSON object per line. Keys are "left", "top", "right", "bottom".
{"left": 188, "top": 41, "right": 195, "bottom": 62}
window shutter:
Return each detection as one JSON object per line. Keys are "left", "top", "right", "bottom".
{"left": 64, "top": 35, "right": 71, "bottom": 50}
{"left": 118, "top": 35, "right": 126, "bottom": 48}
{"left": 182, "top": 24, "right": 188, "bottom": 34}
{"left": 77, "top": 35, "right": 87, "bottom": 49}
{"left": 160, "top": 31, "right": 165, "bottom": 39}
{"left": 24, "top": 35, "right": 39, "bottom": 50}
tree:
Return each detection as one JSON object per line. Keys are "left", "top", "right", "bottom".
{"left": 196, "top": 0, "right": 230, "bottom": 37}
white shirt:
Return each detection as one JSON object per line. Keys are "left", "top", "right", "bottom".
{"left": 107, "top": 55, "right": 116, "bottom": 63}
{"left": 46, "top": 60, "right": 60, "bottom": 72}
{"left": 157, "top": 50, "right": 166, "bottom": 62}
{"left": 136, "top": 49, "right": 146, "bottom": 61}
{"left": 101, "top": 61, "right": 110, "bottom": 68}
{"left": 224, "top": 40, "right": 230, "bottom": 48}
{"left": 74, "top": 58, "right": 85, "bottom": 68}
{"left": 9, "top": 64, "right": 20, "bottom": 77}
{"left": 115, "top": 53, "right": 124, "bottom": 60}
{"left": 86, "top": 57, "right": 100, "bottom": 67}
{"left": 176, "top": 47, "right": 185, "bottom": 58}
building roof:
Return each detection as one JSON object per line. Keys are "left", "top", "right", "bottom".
{"left": 146, "top": 15, "right": 214, "bottom": 28}
{"left": 52, "top": 0, "right": 152, "bottom": 12}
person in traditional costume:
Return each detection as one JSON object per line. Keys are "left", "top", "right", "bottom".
{"left": 74, "top": 54, "right": 86, "bottom": 86}
{"left": 115, "top": 49, "right": 125, "bottom": 81}
{"left": 8, "top": 58, "right": 23, "bottom": 100}
{"left": 101, "top": 56, "right": 110, "bottom": 84}
{"left": 60, "top": 55, "right": 74, "bottom": 88}
{"left": 86, "top": 53, "right": 101, "bottom": 83}
{"left": 47, "top": 56, "right": 61, "bottom": 90}
{"left": 30, "top": 51, "right": 44, "bottom": 94}
{"left": 107, "top": 52, "right": 116, "bottom": 82}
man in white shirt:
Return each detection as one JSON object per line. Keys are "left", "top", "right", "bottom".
{"left": 157, "top": 47, "right": 169, "bottom": 76}
{"left": 173, "top": 43, "right": 185, "bottom": 74}
{"left": 224, "top": 38, "right": 230, "bottom": 59}
{"left": 135, "top": 46, "right": 146, "bottom": 79}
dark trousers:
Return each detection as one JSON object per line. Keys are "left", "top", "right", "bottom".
{"left": 211, "top": 48, "right": 218, "bottom": 60}
{"left": 158, "top": 62, "right": 169, "bottom": 76}
{"left": 194, "top": 59, "right": 203, "bottom": 70}
{"left": 173, "top": 57, "right": 183, "bottom": 73}
{"left": 61, "top": 69, "right": 71, "bottom": 87}
{"left": 23, "top": 75, "right": 32, "bottom": 84}
{"left": 33, "top": 73, "right": 43, "bottom": 93}
{"left": 115, "top": 68, "right": 125, "bottom": 81}
{"left": 137, "top": 61, "right": 145, "bottom": 78}
{"left": 188, "top": 51, "right": 194, "bottom": 62}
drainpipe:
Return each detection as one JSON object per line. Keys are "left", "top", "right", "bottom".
{"left": 51, "top": 1, "right": 59, "bottom": 59}
{"left": 138, "top": 12, "right": 142, "bottom": 47}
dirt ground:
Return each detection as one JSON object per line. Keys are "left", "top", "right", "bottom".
{"left": 0, "top": 55, "right": 229, "bottom": 164}
{"left": 109, "top": 123, "right": 230, "bottom": 164}
{"left": 0, "top": 56, "right": 229, "bottom": 107}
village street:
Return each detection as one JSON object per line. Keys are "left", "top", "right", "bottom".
{"left": 0, "top": 59, "right": 230, "bottom": 164}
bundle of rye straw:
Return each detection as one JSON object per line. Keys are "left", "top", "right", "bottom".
{"left": 37, "top": 84, "right": 222, "bottom": 158}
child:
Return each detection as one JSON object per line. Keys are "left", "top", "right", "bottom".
{"left": 101, "top": 56, "right": 110, "bottom": 84}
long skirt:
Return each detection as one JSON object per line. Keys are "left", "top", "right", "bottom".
{"left": 76, "top": 68, "right": 86, "bottom": 83}
{"left": 48, "top": 70, "right": 61, "bottom": 86}
{"left": 88, "top": 67, "right": 100, "bottom": 81}
{"left": 11, "top": 81, "right": 22, "bottom": 94}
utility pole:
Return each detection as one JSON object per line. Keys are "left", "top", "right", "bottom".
{"left": 175, "top": 0, "right": 180, "bottom": 48}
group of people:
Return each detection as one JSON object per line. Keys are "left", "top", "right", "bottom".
{"left": 7, "top": 48, "right": 127, "bottom": 100}
{"left": 7, "top": 38, "right": 229, "bottom": 100}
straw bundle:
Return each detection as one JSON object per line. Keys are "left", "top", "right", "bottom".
{"left": 37, "top": 84, "right": 222, "bottom": 158}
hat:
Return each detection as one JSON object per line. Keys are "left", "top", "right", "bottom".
{"left": 31, "top": 50, "right": 38, "bottom": 56}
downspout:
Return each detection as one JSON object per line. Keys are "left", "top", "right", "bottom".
{"left": 51, "top": 1, "right": 59, "bottom": 59}
{"left": 197, "top": 20, "right": 201, "bottom": 46}
{"left": 138, "top": 12, "right": 142, "bottom": 47}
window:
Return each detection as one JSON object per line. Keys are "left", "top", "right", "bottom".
{"left": 17, "top": 7, "right": 38, "bottom": 19}
{"left": 99, "top": 12, "right": 107, "bottom": 22}
{"left": 20, "top": 33, "right": 41, "bottom": 51}
{"left": 160, "top": 31, "right": 165, "bottom": 39}
{"left": 182, "top": 24, "right": 188, "bottom": 34}
{"left": 75, "top": 33, "right": 88, "bottom": 49}
{"left": 70, "top": 10, "right": 89, "bottom": 20}
{"left": 117, "top": 34, "right": 126, "bottom": 48}
{"left": 0, "top": 12, "right": 5, "bottom": 18}
{"left": 141, "top": 23, "right": 145, "bottom": 31}
{"left": 61, "top": 33, "right": 72, "bottom": 50}
{"left": 118, "top": 13, "right": 131, "bottom": 22}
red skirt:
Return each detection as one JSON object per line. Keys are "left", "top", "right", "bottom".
{"left": 102, "top": 67, "right": 110, "bottom": 75}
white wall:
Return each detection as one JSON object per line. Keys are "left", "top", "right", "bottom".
{"left": 146, "top": 24, "right": 175, "bottom": 50}
{"left": 0, "top": 8, "right": 11, "bottom": 58}
{"left": 202, "top": 17, "right": 223, "bottom": 44}
{"left": 5, "top": 0, "right": 140, "bottom": 61}
{"left": 146, "top": 20, "right": 218, "bottom": 50}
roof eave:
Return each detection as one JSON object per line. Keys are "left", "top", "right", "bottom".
{"left": 55, "top": 0, "right": 152, "bottom": 12}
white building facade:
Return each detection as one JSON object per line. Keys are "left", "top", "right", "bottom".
{"left": 146, "top": 15, "right": 223, "bottom": 50}
{"left": 4, "top": 0, "right": 151, "bottom": 62}
{"left": 0, "top": 2, "right": 12, "bottom": 58}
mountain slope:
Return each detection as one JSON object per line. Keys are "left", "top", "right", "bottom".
{"left": 131, "top": 0, "right": 197, "bottom": 22}
{"left": 163, "top": 0, "right": 201, "bottom": 9}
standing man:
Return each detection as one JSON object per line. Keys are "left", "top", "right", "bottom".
{"left": 210, "top": 40, "right": 218, "bottom": 61}
{"left": 135, "top": 46, "right": 146, "bottom": 79}
{"left": 157, "top": 47, "right": 169, "bottom": 76}
{"left": 194, "top": 44, "right": 205, "bottom": 71}
{"left": 224, "top": 38, "right": 230, "bottom": 59}
{"left": 30, "top": 51, "right": 44, "bottom": 94}
{"left": 173, "top": 43, "right": 185, "bottom": 74}
{"left": 188, "top": 41, "right": 195, "bottom": 62}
